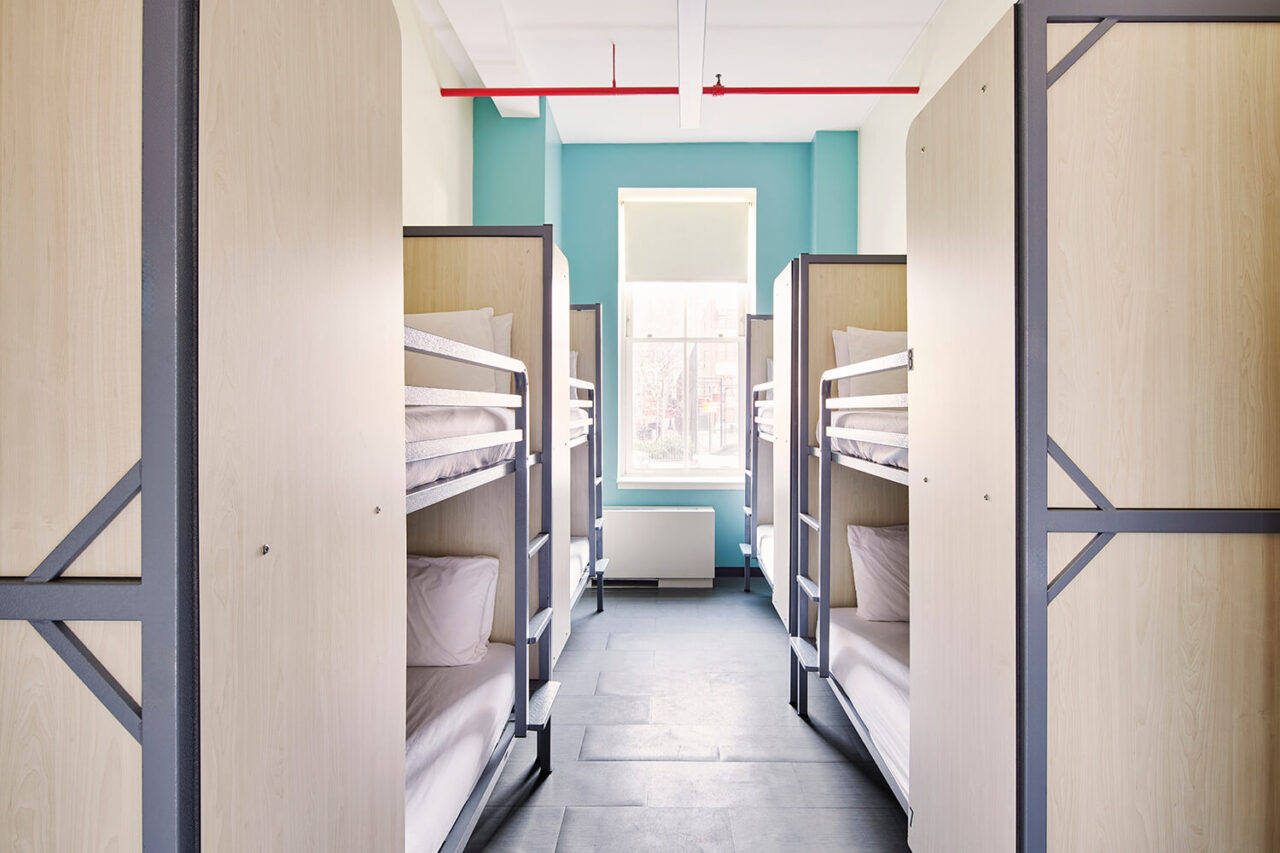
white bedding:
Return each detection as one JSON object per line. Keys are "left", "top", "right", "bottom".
{"left": 819, "top": 409, "right": 908, "bottom": 470}
{"left": 755, "top": 523, "right": 775, "bottom": 586}
{"left": 406, "top": 406, "right": 590, "bottom": 493}
{"left": 569, "top": 535, "right": 591, "bottom": 587}
{"left": 405, "top": 643, "right": 515, "bottom": 853}
{"left": 828, "top": 608, "right": 910, "bottom": 797}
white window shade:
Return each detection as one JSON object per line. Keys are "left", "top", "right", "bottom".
{"left": 624, "top": 201, "right": 750, "bottom": 283}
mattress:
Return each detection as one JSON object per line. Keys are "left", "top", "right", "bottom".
{"left": 819, "top": 409, "right": 908, "bottom": 470}
{"left": 755, "top": 523, "right": 775, "bottom": 586}
{"left": 406, "top": 406, "right": 591, "bottom": 493}
{"left": 569, "top": 535, "right": 592, "bottom": 587}
{"left": 828, "top": 608, "right": 910, "bottom": 797}
{"left": 405, "top": 643, "right": 515, "bottom": 853}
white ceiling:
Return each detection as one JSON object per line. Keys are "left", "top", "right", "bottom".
{"left": 425, "top": 0, "right": 946, "bottom": 143}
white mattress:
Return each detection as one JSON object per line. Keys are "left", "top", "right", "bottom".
{"left": 405, "top": 643, "right": 515, "bottom": 853}
{"left": 406, "top": 406, "right": 590, "bottom": 493}
{"left": 828, "top": 608, "right": 910, "bottom": 797}
{"left": 755, "top": 523, "right": 775, "bottom": 585}
{"left": 569, "top": 535, "right": 591, "bottom": 588}
{"left": 819, "top": 409, "right": 908, "bottom": 470}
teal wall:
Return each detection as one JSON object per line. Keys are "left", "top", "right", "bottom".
{"left": 810, "top": 131, "right": 859, "bottom": 253}
{"left": 474, "top": 107, "right": 858, "bottom": 565}
{"left": 473, "top": 97, "right": 563, "bottom": 237}
{"left": 561, "top": 143, "right": 814, "bottom": 565}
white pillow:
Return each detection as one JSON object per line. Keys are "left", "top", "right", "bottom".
{"left": 490, "top": 313, "right": 513, "bottom": 393}
{"left": 405, "top": 308, "right": 497, "bottom": 393}
{"left": 406, "top": 554, "right": 499, "bottom": 666}
{"left": 847, "top": 524, "right": 909, "bottom": 622}
{"left": 836, "top": 326, "right": 908, "bottom": 399}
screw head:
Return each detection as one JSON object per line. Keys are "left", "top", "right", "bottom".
{"left": 922, "top": 476, "right": 928, "bottom": 483}
{"left": 375, "top": 505, "right": 382, "bottom": 514}
{"left": 261, "top": 544, "right": 270, "bottom": 555}
{"left": 983, "top": 494, "right": 990, "bottom": 501}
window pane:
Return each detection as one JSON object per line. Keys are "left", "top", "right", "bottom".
{"left": 630, "top": 283, "right": 685, "bottom": 338}
{"left": 687, "top": 283, "right": 744, "bottom": 338}
{"left": 630, "top": 341, "right": 686, "bottom": 471}
{"left": 689, "top": 341, "right": 739, "bottom": 470}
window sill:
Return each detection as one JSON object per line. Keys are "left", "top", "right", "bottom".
{"left": 616, "top": 476, "right": 743, "bottom": 491}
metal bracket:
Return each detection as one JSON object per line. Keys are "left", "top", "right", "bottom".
{"left": 25, "top": 462, "right": 141, "bottom": 583}
{"left": 29, "top": 620, "right": 142, "bottom": 741}
{"left": 1047, "top": 17, "right": 1118, "bottom": 87}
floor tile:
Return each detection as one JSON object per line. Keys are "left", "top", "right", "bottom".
{"left": 553, "top": 649, "right": 655, "bottom": 672}
{"left": 727, "top": 806, "right": 907, "bottom": 853}
{"left": 579, "top": 725, "right": 721, "bottom": 761}
{"left": 490, "top": 760, "right": 647, "bottom": 809}
{"left": 552, "top": 693, "right": 651, "bottom": 725}
{"left": 556, "top": 807, "right": 735, "bottom": 853}
{"left": 464, "top": 806, "right": 564, "bottom": 853}
{"left": 643, "top": 761, "right": 807, "bottom": 809}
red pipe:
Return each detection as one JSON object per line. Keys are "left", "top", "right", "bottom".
{"left": 440, "top": 84, "right": 919, "bottom": 98}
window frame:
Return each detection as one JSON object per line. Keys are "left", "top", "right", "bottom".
{"left": 616, "top": 188, "right": 757, "bottom": 489}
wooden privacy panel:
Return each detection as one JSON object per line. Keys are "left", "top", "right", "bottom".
{"left": 1046, "top": 21, "right": 1280, "bottom": 851}
{"left": 0, "top": 0, "right": 143, "bottom": 846}
{"left": 748, "top": 316, "right": 775, "bottom": 527}
{"left": 802, "top": 262, "right": 908, "bottom": 613}
{"left": 771, "top": 264, "right": 796, "bottom": 626}
{"left": 403, "top": 236, "right": 570, "bottom": 659}
{"left": 198, "top": 0, "right": 405, "bottom": 849}
{"left": 905, "top": 10, "right": 1017, "bottom": 853}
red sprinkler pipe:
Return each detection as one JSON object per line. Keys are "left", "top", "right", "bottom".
{"left": 439, "top": 84, "right": 919, "bottom": 97}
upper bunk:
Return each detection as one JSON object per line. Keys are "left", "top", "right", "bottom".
{"left": 568, "top": 303, "right": 608, "bottom": 613}
{"left": 743, "top": 313, "right": 775, "bottom": 591}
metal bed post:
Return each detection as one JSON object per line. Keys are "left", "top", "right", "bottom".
{"left": 742, "top": 318, "right": 755, "bottom": 591}
{"left": 816, "top": 377, "right": 833, "bottom": 679}
{"left": 790, "top": 257, "right": 813, "bottom": 717}
{"left": 513, "top": 371, "right": 532, "bottom": 739}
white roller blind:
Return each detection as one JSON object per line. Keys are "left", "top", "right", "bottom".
{"left": 624, "top": 200, "right": 750, "bottom": 283}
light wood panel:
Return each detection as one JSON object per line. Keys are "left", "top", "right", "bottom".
{"left": 0, "top": 0, "right": 143, "bottom": 846}
{"left": 906, "top": 10, "right": 1017, "bottom": 852}
{"left": 403, "top": 236, "right": 570, "bottom": 662}
{"left": 771, "top": 263, "right": 797, "bottom": 626}
{"left": 198, "top": 0, "right": 405, "bottom": 849}
{"left": 748, "top": 316, "right": 775, "bottom": 527}
{"left": 802, "top": 262, "right": 908, "bottom": 613}
{"left": 1046, "top": 21, "right": 1280, "bottom": 850}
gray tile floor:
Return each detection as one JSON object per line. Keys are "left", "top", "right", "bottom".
{"left": 465, "top": 580, "right": 909, "bottom": 852}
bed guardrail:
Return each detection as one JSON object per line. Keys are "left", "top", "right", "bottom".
{"left": 742, "top": 380, "right": 776, "bottom": 591}
{"left": 568, "top": 374, "right": 608, "bottom": 611}
{"left": 404, "top": 326, "right": 558, "bottom": 745}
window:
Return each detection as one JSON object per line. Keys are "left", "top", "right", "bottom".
{"left": 618, "top": 189, "right": 756, "bottom": 487}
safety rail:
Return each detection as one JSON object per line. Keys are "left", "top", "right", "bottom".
{"left": 404, "top": 325, "right": 555, "bottom": 739}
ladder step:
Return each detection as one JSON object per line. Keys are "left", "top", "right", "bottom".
{"left": 528, "top": 679, "right": 560, "bottom": 730}
{"left": 527, "top": 607, "right": 553, "bottom": 643}
{"left": 743, "top": 505, "right": 752, "bottom": 517}
{"left": 796, "top": 574, "right": 820, "bottom": 601}
{"left": 744, "top": 469, "right": 753, "bottom": 479}
{"left": 595, "top": 476, "right": 604, "bottom": 486}
{"left": 595, "top": 516, "right": 604, "bottom": 529}
{"left": 527, "top": 532, "right": 550, "bottom": 559}
{"left": 593, "top": 557, "right": 609, "bottom": 577}
{"left": 790, "top": 636, "right": 819, "bottom": 672}
{"left": 739, "top": 542, "right": 752, "bottom": 557}
{"left": 799, "top": 512, "right": 819, "bottom": 531}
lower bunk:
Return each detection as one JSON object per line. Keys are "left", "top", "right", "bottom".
{"left": 406, "top": 644, "right": 516, "bottom": 853}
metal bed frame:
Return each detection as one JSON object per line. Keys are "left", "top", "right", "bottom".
{"left": 403, "top": 325, "right": 560, "bottom": 852}
{"left": 1014, "top": 4, "right": 1280, "bottom": 851}
{"left": 790, "top": 350, "right": 911, "bottom": 813}
{"left": 780, "top": 254, "right": 910, "bottom": 815}
{"left": 740, "top": 314, "right": 776, "bottom": 591}
{"left": 568, "top": 304, "right": 608, "bottom": 613}
{"left": 0, "top": 1, "right": 199, "bottom": 847}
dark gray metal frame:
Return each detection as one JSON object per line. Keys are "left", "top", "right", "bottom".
{"left": 1013, "top": 4, "right": 1280, "bottom": 851}
{"left": 741, "top": 314, "right": 775, "bottom": 592}
{"left": 569, "top": 303, "right": 608, "bottom": 613}
{"left": 785, "top": 254, "right": 910, "bottom": 814}
{"left": 402, "top": 226, "right": 562, "bottom": 852}
{"left": 0, "top": 1, "right": 200, "bottom": 847}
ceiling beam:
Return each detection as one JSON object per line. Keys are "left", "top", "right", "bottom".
{"left": 436, "top": 0, "right": 540, "bottom": 117}
{"left": 677, "top": 0, "right": 707, "bottom": 129}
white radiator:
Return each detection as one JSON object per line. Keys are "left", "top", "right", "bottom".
{"left": 601, "top": 506, "right": 715, "bottom": 587}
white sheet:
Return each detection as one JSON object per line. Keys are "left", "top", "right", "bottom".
{"left": 406, "top": 406, "right": 591, "bottom": 493}
{"left": 828, "top": 608, "right": 910, "bottom": 797}
{"left": 569, "top": 535, "right": 591, "bottom": 590}
{"left": 819, "top": 409, "right": 908, "bottom": 470}
{"left": 755, "top": 523, "right": 775, "bottom": 586}
{"left": 405, "top": 643, "right": 515, "bottom": 853}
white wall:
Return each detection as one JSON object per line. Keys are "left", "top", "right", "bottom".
{"left": 394, "top": 0, "right": 472, "bottom": 225}
{"left": 857, "top": 0, "right": 1013, "bottom": 253}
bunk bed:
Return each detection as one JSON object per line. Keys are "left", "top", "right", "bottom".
{"left": 772, "top": 254, "right": 909, "bottom": 812}
{"left": 401, "top": 225, "right": 570, "bottom": 853}
{"left": 403, "top": 326, "right": 559, "bottom": 853}
{"left": 741, "top": 313, "right": 775, "bottom": 592}
{"left": 799, "top": 350, "right": 912, "bottom": 811}
{"left": 568, "top": 303, "right": 609, "bottom": 613}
